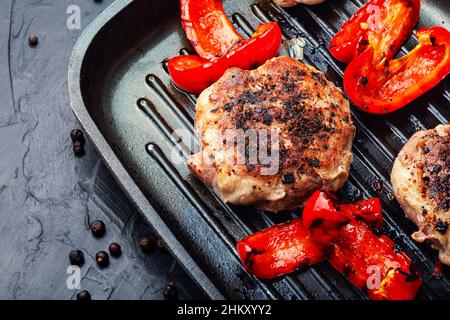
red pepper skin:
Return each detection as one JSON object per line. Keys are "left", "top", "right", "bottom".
{"left": 302, "top": 191, "right": 348, "bottom": 246}
{"left": 329, "top": 0, "right": 420, "bottom": 63}
{"left": 180, "top": 0, "right": 243, "bottom": 60}
{"left": 329, "top": 220, "right": 422, "bottom": 300}
{"left": 237, "top": 219, "right": 325, "bottom": 279}
{"left": 344, "top": 27, "right": 450, "bottom": 114}
{"left": 168, "top": 22, "right": 282, "bottom": 94}
{"left": 302, "top": 191, "right": 383, "bottom": 245}
{"left": 338, "top": 198, "right": 383, "bottom": 230}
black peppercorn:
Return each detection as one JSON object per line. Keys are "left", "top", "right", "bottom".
{"left": 95, "top": 251, "right": 109, "bottom": 268}
{"left": 139, "top": 237, "right": 154, "bottom": 253}
{"left": 90, "top": 220, "right": 106, "bottom": 237}
{"left": 28, "top": 34, "right": 38, "bottom": 46}
{"left": 163, "top": 281, "right": 178, "bottom": 300}
{"left": 108, "top": 242, "right": 122, "bottom": 257}
{"left": 281, "top": 172, "right": 295, "bottom": 184}
{"left": 70, "top": 129, "right": 85, "bottom": 144}
{"left": 262, "top": 114, "right": 273, "bottom": 125}
{"left": 436, "top": 220, "right": 448, "bottom": 235}
{"left": 73, "top": 141, "right": 85, "bottom": 157}
{"left": 69, "top": 250, "right": 85, "bottom": 267}
{"left": 76, "top": 290, "right": 91, "bottom": 301}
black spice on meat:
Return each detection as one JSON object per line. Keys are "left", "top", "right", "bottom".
{"left": 281, "top": 173, "right": 295, "bottom": 184}
{"left": 436, "top": 220, "right": 449, "bottom": 235}
{"left": 223, "top": 103, "right": 234, "bottom": 112}
{"left": 419, "top": 132, "right": 450, "bottom": 217}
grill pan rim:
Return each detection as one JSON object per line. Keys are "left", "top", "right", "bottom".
{"left": 68, "top": 0, "right": 225, "bottom": 300}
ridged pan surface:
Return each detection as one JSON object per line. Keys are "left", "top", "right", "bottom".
{"left": 72, "top": 0, "right": 450, "bottom": 299}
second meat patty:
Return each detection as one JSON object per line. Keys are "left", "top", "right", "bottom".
{"left": 391, "top": 124, "right": 450, "bottom": 265}
{"left": 188, "top": 57, "right": 355, "bottom": 212}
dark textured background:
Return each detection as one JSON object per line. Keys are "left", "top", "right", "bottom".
{"left": 0, "top": 0, "right": 203, "bottom": 300}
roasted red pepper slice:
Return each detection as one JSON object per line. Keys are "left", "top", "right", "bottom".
{"left": 302, "top": 191, "right": 348, "bottom": 245}
{"left": 168, "top": 22, "right": 282, "bottom": 94}
{"left": 329, "top": 220, "right": 422, "bottom": 300}
{"left": 344, "top": 26, "right": 450, "bottom": 114}
{"left": 302, "top": 191, "right": 382, "bottom": 245}
{"left": 181, "top": 0, "right": 243, "bottom": 60}
{"left": 338, "top": 198, "right": 383, "bottom": 230}
{"left": 329, "top": 0, "right": 420, "bottom": 63}
{"left": 237, "top": 219, "right": 325, "bottom": 279}
{"left": 237, "top": 193, "right": 422, "bottom": 299}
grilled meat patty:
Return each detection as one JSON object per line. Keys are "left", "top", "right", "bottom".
{"left": 188, "top": 57, "right": 355, "bottom": 212}
{"left": 391, "top": 124, "right": 450, "bottom": 265}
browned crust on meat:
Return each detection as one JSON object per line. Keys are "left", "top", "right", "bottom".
{"left": 419, "top": 130, "right": 450, "bottom": 215}
{"left": 189, "top": 57, "right": 355, "bottom": 212}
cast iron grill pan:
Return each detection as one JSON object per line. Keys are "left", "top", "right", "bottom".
{"left": 71, "top": 0, "right": 450, "bottom": 299}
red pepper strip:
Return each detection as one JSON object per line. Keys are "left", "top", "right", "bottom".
{"left": 237, "top": 219, "right": 325, "bottom": 279}
{"left": 168, "top": 22, "right": 282, "bottom": 94}
{"left": 180, "top": 0, "right": 243, "bottom": 60}
{"left": 343, "top": 26, "right": 450, "bottom": 114}
{"left": 302, "top": 191, "right": 348, "bottom": 246}
{"left": 302, "top": 191, "right": 382, "bottom": 245}
{"left": 329, "top": 0, "right": 420, "bottom": 63}
{"left": 329, "top": 220, "right": 422, "bottom": 300}
{"left": 338, "top": 199, "right": 383, "bottom": 230}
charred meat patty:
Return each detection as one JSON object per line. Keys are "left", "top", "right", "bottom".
{"left": 188, "top": 56, "right": 355, "bottom": 212}
{"left": 391, "top": 124, "right": 450, "bottom": 265}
